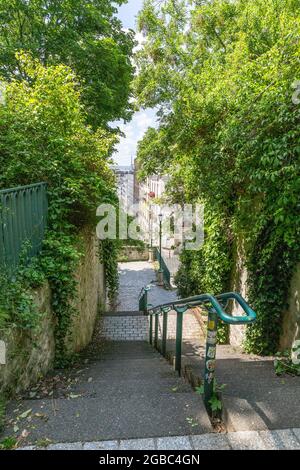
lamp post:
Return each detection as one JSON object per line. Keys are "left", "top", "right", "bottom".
{"left": 149, "top": 205, "right": 154, "bottom": 262}
{"left": 159, "top": 213, "right": 163, "bottom": 269}
{"left": 157, "top": 213, "right": 164, "bottom": 286}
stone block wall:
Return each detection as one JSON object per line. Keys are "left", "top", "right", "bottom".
{"left": 118, "top": 246, "right": 149, "bottom": 262}
{"left": 229, "top": 238, "right": 300, "bottom": 351}
{"left": 101, "top": 314, "right": 149, "bottom": 341}
{"left": 0, "top": 283, "right": 55, "bottom": 395}
{"left": 66, "top": 228, "right": 105, "bottom": 353}
{"left": 280, "top": 264, "right": 300, "bottom": 350}
{"left": 0, "top": 228, "right": 105, "bottom": 395}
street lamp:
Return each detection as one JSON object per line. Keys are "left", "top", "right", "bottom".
{"left": 157, "top": 213, "right": 164, "bottom": 285}
{"left": 158, "top": 213, "right": 163, "bottom": 268}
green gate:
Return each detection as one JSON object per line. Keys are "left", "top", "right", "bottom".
{"left": 0, "top": 183, "right": 48, "bottom": 271}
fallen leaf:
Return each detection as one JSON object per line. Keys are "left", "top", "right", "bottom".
{"left": 69, "top": 393, "right": 81, "bottom": 399}
{"left": 19, "top": 409, "right": 32, "bottom": 420}
{"left": 21, "top": 429, "right": 30, "bottom": 439}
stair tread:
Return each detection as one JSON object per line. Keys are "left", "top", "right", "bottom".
{"left": 6, "top": 394, "right": 212, "bottom": 443}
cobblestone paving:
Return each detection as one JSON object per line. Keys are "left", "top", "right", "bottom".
{"left": 19, "top": 428, "right": 300, "bottom": 450}
{"left": 116, "top": 261, "right": 178, "bottom": 312}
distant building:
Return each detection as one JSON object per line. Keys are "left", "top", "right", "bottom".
{"left": 113, "top": 165, "right": 135, "bottom": 214}
{"left": 138, "top": 174, "right": 174, "bottom": 248}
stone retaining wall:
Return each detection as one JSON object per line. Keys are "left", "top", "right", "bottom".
{"left": 118, "top": 246, "right": 149, "bottom": 262}
{"left": 229, "top": 238, "right": 300, "bottom": 351}
{"left": 0, "top": 228, "right": 105, "bottom": 395}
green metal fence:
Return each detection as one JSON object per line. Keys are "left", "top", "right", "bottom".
{"left": 155, "top": 247, "right": 171, "bottom": 286}
{"left": 0, "top": 183, "right": 48, "bottom": 271}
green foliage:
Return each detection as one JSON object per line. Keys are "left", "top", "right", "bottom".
{"left": 0, "top": 0, "right": 135, "bottom": 128}
{"left": 99, "top": 239, "right": 120, "bottom": 305}
{"left": 196, "top": 380, "right": 226, "bottom": 414}
{"left": 0, "top": 265, "right": 43, "bottom": 332}
{"left": 0, "top": 395, "right": 6, "bottom": 433}
{"left": 0, "top": 436, "right": 17, "bottom": 450}
{"left": 0, "top": 55, "right": 120, "bottom": 362}
{"left": 274, "top": 349, "right": 300, "bottom": 376}
{"left": 175, "top": 208, "right": 231, "bottom": 344}
{"left": 135, "top": 0, "right": 300, "bottom": 354}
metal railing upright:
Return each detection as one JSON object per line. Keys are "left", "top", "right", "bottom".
{"left": 145, "top": 290, "right": 257, "bottom": 410}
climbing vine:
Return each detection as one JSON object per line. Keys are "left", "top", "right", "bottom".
{"left": 135, "top": 0, "right": 300, "bottom": 354}
{"left": 99, "top": 239, "right": 120, "bottom": 306}
{"left": 0, "top": 55, "right": 121, "bottom": 363}
{"left": 175, "top": 207, "right": 231, "bottom": 344}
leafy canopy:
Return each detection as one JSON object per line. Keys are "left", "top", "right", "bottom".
{"left": 135, "top": 0, "right": 300, "bottom": 354}
{"left": 0, "top": 0, "right": 135, "bottom": 127}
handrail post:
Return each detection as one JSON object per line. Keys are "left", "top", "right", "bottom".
{"left": 162, "top": 311, "right": 168, "bottom": 357}
{"left": 175, "top": 310, "right": 183, "bottom": 375}
{"left": 154, "top": 313, "right": 159, "bottom": 350}
{"left": 149, "top": 314, "right": 153, "bottom": 345}
{"left": 204, "top": 308, "right": 218, "bottom": 409}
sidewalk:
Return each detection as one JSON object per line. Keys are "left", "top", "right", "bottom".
{"left": 116, "top": 261, "right": 177, "bottom": 312}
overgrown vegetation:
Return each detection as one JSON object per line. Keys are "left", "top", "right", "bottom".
{"left": 0, "top": 0, "right": 135, "bottom": 128}
{"left": 274, "top": 345, "right": 300, "bottom": 376}
{"left": 135, "top": 0, "right": 300, "bottom": 354}
{"left": 0, "top": 51, "right": 125, "bottom": 363}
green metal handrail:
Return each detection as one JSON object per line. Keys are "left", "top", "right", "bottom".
{"left": 139, "top": 285, "right": 151, "bottom": 314}
{"left": 154, "top": 247, "right": 171, "bottom": 286}
{"left": 146, "top": 291, "right": 257, "bottom": 410}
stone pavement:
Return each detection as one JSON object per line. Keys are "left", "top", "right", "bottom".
{"left": 116, "top": 261, "right": 177, "bottom": 312}
{"left": 18, "top": 428, "right": 300, "bottom": 450}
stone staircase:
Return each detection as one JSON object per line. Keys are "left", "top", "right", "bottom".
{"left": 4, "top": 334, "right": 212, "bottom": 447}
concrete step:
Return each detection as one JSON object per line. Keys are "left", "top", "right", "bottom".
{"left": 4, "top": 340, "right": 213, "bottom": 445}
{"left": 6, "top": 393, "right": 212, "bottom": 444}
{"left": 68, "top": 376, "right": 194, "bottom": 397}
{"left": 159, "top": 338, "right": 300, "bottom": 432}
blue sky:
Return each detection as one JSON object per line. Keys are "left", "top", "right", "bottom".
{"left": 117, "top": 0, "right": 145, "bottom": 29}
{"left": 113, "top": 0, "right": 157, "bottom": 166}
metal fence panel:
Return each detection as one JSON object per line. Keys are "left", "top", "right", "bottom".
{"left": 0, "top": 183, "right": 48, "bottom": 271}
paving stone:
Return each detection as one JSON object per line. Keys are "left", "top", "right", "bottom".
{"left": 191, "top": 434, "right": 231, "bottom": 450}
{"left": 227, "top": 431, "right": 267, "bottom": 450}
{"left": 83, "top": 441, "right": 119, "bottom": 450}
{"left": 117, "top": 262, "right": 177, "bottom": 311}
{"left": 47, "top": 442, "right": 83, "bottom": 450}
{"left": 292, "top": 428, "right": 300, "bottom": 442}
{"left": 119, "top": 438, "right": 156, "bottom": 450}
{"left": 258, "top": 430, "right": 284, "bottom": 450}
{"left": 17, "top": 446, "right": 35, "bottom": 451}
{"left": 271, "top": 429, "right": 300, "bottom": 450}
{"left": 156, "top": 436, "right": 192, "bottom": 450}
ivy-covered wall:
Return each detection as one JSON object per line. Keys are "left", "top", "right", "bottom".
{"left": 229, "top": 244, "right": 300, "bottom": 352}
{"left": 280, "top": 264, "right": 300, "bottom": 351}
{"left": 0, "top": 283, "right": 55, "bottom": 395}
{"left": 0, "top": 228, "right": 105, "bottom": 395}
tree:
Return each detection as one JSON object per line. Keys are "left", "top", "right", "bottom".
{"left": 135, "top": 0, "right": 300, "bottom": 353}
{"left": 0, "top": 0, "right": 135, "bottom": 127}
